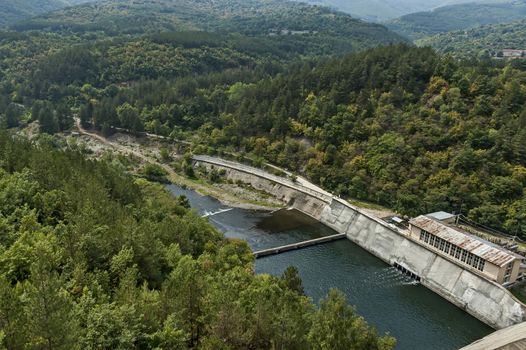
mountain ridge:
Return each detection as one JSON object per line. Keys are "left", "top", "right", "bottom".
{"left": 386, "top": 0, "right": 526, "bottom": 40}
{"left": 417, "top": 18, "right": 526, "bottom": 58}
{"left": 0, "top": 0, "right": 91, "bottom": 26}
{"left": 291, "top": 0, "right": 479, "bottom": 21}
{"left": 9, "top": 0, "right": 406, "bottom": 56}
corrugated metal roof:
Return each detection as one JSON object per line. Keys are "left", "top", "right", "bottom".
{"left": 409, "top": 215, "right": 522, "bottom": 267}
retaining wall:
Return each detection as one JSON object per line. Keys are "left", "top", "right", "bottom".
{"left": 192, "top": 156, "right": 526, "bottom": 329}
{"left": 321, "top": 199, "right": 526, "bottom": 329}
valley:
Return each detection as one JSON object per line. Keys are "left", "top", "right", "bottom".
{"left": 0, "top": 0, "right": 526, "bottom": 348}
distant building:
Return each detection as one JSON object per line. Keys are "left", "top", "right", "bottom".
{"left": 409, "top": 214, "right": 523, "bottom": 285}
{"left": 501, "top": 49, "right": 526, "bottom": 59}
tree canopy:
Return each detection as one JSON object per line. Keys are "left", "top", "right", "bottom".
{"left": 0, "top": 132, "right": 395, "bottom": 349}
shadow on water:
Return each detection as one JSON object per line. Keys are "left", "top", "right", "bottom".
{"left": 255, "top": 208, "right": 321, "bottom": 232}
{"left": 166, "top": 184, "right": 493, "bottom": 350}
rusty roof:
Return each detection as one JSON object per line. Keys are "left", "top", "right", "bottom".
{"left": 409, "top": 215, "right": 522, "bottom": 267}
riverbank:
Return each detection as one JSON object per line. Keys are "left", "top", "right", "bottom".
{"left": 71, "top": 122, "right": 283, "bottom": 211}
{"left": 167, "top": 182, "right": 493, "bottom": 350}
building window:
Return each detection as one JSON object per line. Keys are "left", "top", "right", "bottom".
{"left": 504, "top": 262, "right": 514, "bottom": 283}
{"left": 416, "top": 227, "right": 488, "bottom": 273}
{"left": 449, "top": 246, "right": 456, "bottom": 257}
{"left": 467, "top": 253, "right": 474, "bottom": 266}
{"left": 472, "top": 256, "right": 479, "bottom": 268}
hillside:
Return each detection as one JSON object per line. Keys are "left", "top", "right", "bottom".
{"left": 293, "top": 0, "right": 476, "bottom": 21}
{"left": 12, "top": 0, "right": 405, "bottom": 52}
{"left": 71, "top": 45, "right": 526, "bottom": 238}
{"left": 0, "top": 0, "right": 90, "bottom": 27}
{"left": 386, "top": 0, "right": 526, "bottom": 40}
{"left": 417, "top": 19, "right": 526, "bottom": 58}
{"left": 7, "top": 0, "right": 407, "bottom": 59}
{"left": 0, "top": 131, "right": 396, "bottom": 348}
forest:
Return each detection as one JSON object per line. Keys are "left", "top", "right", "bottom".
{"left": 0, "top": 132, "right": 395, "bottom": 349}
{"left": 417, "top": 19, "right": 526, "bottom": 59}
{"left": 1, "top": 8, "right": 525, "bottom": 237}
{"left": 69, "top": 45, "right": 526, "bottom": 239}
{"left": 0, "top": 0, "right": 90, "bottom": 27}
{"left": 0, "top": 0, "right": 525, "bottom": 347}
{"left": 386, "top": 1, "right": 526, "bottom": 41}
{"left": 1, "top": 15, "right": 526, "bottom": 237}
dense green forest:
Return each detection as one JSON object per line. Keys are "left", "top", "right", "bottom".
{"left": 0, "top": 2, "right": 409, "bottom": 347}
{"left": 0, "top": 132, "right": 395, "bottom": 349}
{"left": 386, "top": 1, "right": 526, "bottom": 40}
{"left": 70, "top": 45, "right": 526, "bottom": 238}
{"left": 11, "top": 0, "right": 404, "bottom": 52}
{"left": 417, "top": 19, "right": 526, "bottom": 58}
{"left": 0, "top": 2, "right": 525, "bottom": 242}
{"left": 0, "top": 0, "right": 90, "bottom": 27}
{"left": 3, "top": 0, "right": 525, "bottom": 347}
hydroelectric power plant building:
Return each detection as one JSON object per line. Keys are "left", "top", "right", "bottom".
{"left": 409, "top": 213, "right": 523, "bottom": 285}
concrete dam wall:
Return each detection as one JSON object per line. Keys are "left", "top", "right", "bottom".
{"left": 192, "top": 156, "right": 526, "bottom": 329}
{"left": 322, "top": 199, "right": 526, "bottom": 330}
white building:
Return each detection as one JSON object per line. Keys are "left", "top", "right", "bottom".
{"left": 409, "top": 214, "right": 523, "bottom": 285}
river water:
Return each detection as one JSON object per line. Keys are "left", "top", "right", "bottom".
{"left": 167, "top": 184, "right": 492, "bottom": 350}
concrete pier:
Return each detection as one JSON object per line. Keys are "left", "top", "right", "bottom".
{"left": 253, "top": 233, "right": 347, "bottom": 258}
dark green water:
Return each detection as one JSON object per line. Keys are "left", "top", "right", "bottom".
{"left": 167, "top": 184, "right": 493, "bottom": 350}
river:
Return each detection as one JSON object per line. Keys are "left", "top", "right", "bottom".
{"left": 167, "top": 184, "right": 492, "bottom": 350}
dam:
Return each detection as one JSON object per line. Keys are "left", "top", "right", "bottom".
{"left": 166, "top": 183, "right": 492, "bottom": 350}
{"left": 192, "top": 155, "right": 526, "bottom": 330}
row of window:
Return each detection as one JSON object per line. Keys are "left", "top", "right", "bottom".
{"left": 419, "top": 230, "right": 486, "bottom": 271}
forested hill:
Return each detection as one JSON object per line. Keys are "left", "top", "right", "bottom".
{"left": 292, "top": 0, "right": 475, "bottom": 21}
{"left": 0, "top": 133, "right": 395, "bottom": 348}
{"left": 11, "top": 0, "right": 405, "bottom": 51}
{"left": 75, "top": 45, "right": 526, "bottom": 238}
{"left": 0, "top": 0, "right": 91, "bottom": 27}
{"left": 386, "top": 1, "right": 526, "bottom": 41}
{"left": 417, "top": 19, "right": 526, "bottom": 58}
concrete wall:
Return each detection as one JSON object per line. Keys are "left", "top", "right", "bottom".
{"left": 320, "top": 199, "right": 526, "bottom": 329}
{"left": 192, "top": 156, "right": 526, "bottom": 329}
{"left": 193, "top": 158, "right": 330, "bottom": 220}
{"left": 485, "top": 263, "right": 502, "bottom": 283}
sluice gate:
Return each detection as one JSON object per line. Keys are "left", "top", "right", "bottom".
{"left": 393, "top": 262, "right": 421, "bottom": 282}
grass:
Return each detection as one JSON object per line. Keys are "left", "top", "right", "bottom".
{"left": 346, "top": 197, "right": 393, "bottom": 212}
{"left": 166, "top": 168, "right": 284, "bottom": 210}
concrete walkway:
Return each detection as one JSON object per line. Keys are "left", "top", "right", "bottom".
{"left": 459, "top": 321, "right": 526, "bottom": 350}
{"left": 253, "top": 233, "right": 347, "bottom": 258}
{"left": 193, "top": 155, "right": 334, "bottom": 203}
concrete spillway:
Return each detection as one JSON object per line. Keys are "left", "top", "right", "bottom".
{"left": 253, "top": 233, "right": 347, "bottom": 258}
